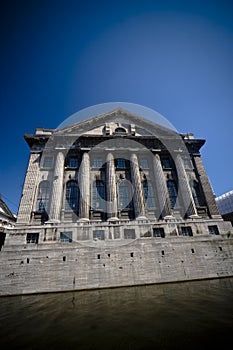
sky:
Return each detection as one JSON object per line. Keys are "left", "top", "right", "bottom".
{"left": 1, "top": 0, "right": 233, "bottom": 214}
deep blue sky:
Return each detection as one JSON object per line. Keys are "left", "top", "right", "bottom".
{"left": 1, "top": 0, "right": 233, "bottom": 214}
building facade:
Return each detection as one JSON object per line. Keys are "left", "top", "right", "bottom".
{"left": 1, "top": 108, "right": 233, "bottom": 295}
{"left": 216, "top": 190, "right": 233, "bottom": 225}
{"left": 0, "top": 195, "right": 16, "bottom": 251}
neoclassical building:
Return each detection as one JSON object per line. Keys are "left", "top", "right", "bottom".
{"left": 15, "top": 107, "right": 229, "bottom": 241}
{"left": 1, "top": 107, "right": 233, "bottom": 296}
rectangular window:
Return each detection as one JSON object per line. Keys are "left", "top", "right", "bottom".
{"left": 26, "top": 233, "right": 39, "bottom": 244}
{"left": 117, "top": 158, "right": 126, "bottom": 169}
{"left": 161, "top": 157, "right": 172, "bottom": 169}
{"left": 43, "top": 156, "right": 53, "bottom": 168}
{"left": 184, "top": 158, "right": 192, "bottom": 169}
{"left": 139, "top": 159, "right": 149, "bottom": 169}
{"left": 93, "top": 230, "right": 105, "bottom": 240}
{"left": 181, "top": 226, "right": 193, "bottom": 236}
{"left": 153, "top": 227, "right": 165, "bottom": 238}
{"left": 143, "top": 181, "right": 155, "bottom": 208}
{"left": 119, "top": 184, "right": 131, "bottom": 209}
{"left": 68, "top": 158, "right": 78, "bottom": 168}
{"left": 124, "top": 229, "right": 136, "bottom": 239}
{"left": 92, "top": 181, "right": 105, "bottom": 210}
{"left": 93, "top": 158, "right": 103, "bottom": 168}
{"left": 208, "top": 225, "right": 220, "bottom": 235}
{"left": 60, "top": 231, "right": 73, "bottom": 243}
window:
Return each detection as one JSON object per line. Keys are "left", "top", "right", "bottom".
{"left": 92, "top": 180, "right": 105, "bottom": 210}
{"left": 161, "top": 157, "right": 172, "bottom": 169}
{"left": 93, "top": 230, "right": 105, "bottom": 240}
{"left": 68, "top": 157, "right": 78, "bottom": 168}
{"left": 65, "top": 181, "right": 78, "bottom": 211}
{"left": 142, "top": 180, "right": 155, "bottom": 208}
{"left": 139, "top": 159, "right": 149, "bottom": 169}
{"left": 167, "top": 181, "right": 179, "bottom": 208}
{"left": 116, "top": 158, "right": 126, "bottom": 169}
{"left": 43, "top": 156, "right": 53, "bottom": 168}
{"left": 124, "top": 229, "right": 136, "bottom": 239}
{"left": 184, "top": 157, "right": 192, "bottom": 169}
{"left": 153, "top": 227, "right": 165, "bottom": 238}
{"left": 115, "top": 127, "right": 126, "bottom": 133}
{"left": 118, "top": 181, "right": 131, "bottom": 209}
{"left": 208, "top": 225, "right": 219, "bottom": 235}
{"left": 93, "top": 158, "right": 103, "bottom": 168}
{"left": 181, "top": 226, "right": 193, "bottom": 236}
{"left": 191, "top": 180, "right": 200, "bottom": 207}
{"left": 26, "top": 233, "right": 39, "bottom": 244}
{"left": 60, "top": 231, "right": 72, "bottom": 242}
{"left": 36, "top": 180, "right": 50, "bottom": 212}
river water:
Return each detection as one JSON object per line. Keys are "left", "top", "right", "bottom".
{"left": 1, "top": 278, "right": 233, "bottom": 350}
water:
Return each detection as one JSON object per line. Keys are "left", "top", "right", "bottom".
{"left": 1, "top": 278, "right": 233, "bottom": 350}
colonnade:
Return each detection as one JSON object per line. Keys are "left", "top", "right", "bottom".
{"left": 48, "top": 150, "right": 205, "bottom": 222}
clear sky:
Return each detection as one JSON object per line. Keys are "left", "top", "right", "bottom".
{"left": 1, "top": 0, "right": 233, "bottom": 214}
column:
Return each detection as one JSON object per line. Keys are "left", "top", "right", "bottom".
{"left": 17, "top": 152, "right": 40, "bottom": 224}
{"left": 152, "top": 153, "right": 171, "bottom": 218}
{"left": 192, "top": 155, "right": 221, "bottom": 218}
{"left": 49, "top": 151, "right": 65, "bottom": 221}
{"left": 130, "top": 153, "right": 146, "bottom": 218}
{"left": 174, "top": 153, "right": 198, "bottom": 217}
{"left": 79, "top": 152, "right": 90, "bottom": 220}
{"left": 106, "top": 153, "right": 118, "bottom": 220}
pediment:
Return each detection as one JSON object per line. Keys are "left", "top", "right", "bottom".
{"left": 55, "top": 108, "right": 179, "bottom": 139}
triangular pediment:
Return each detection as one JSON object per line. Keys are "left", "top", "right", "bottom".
{"left": 55, "top": 108, "right": 179, "bottom": 139}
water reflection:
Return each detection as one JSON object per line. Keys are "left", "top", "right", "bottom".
{"left": 1, "top": 278, "right": 233, "bottom": 350}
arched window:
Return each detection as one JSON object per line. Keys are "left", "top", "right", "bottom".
{"left": 92, "top": 180, "right": 105, "bottom": 210}
{"left": 115, "top": 127, "right": 126, "bottom": 133}
{"left": 36, "top": 180, "right": 50, "bottom": 212}
{"left": 191, "top": 180, "right": 200, "bottom": 207}
{"left": 167, "top": 180, "right": 178, "bottom": 208}
{"left": 65, "top": 181, "right": 78, "bottom": 211}
{"left": 142, "top": 180, "right": 155, "bottom": 208}
{"left": 118, "top": 181, "right": 131, "bottom": 209}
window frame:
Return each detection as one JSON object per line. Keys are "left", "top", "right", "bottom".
{"left": 65, "top": 181, "right": 78, "bottom": 211}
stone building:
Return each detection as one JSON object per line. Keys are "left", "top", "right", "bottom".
{"left": 0, "top": 195, "right": 16, "bottom": 250}
{"left": 216, "top": 190, "right": 233, "bottom": 225}
{"left": 1, "top": 107, "right": 233, "bottom": 296}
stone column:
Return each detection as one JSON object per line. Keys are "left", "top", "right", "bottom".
{"left": 192, "top": 155, "right": 221, "bottom": 218}
{"left": 106, "top": 153, "right": 118, "bottom": 220}
{"left": 152, "top": 153, "right": 171, "bottom": 218}
{"left": 49, "top": 151, "right": 65, "bottom": 221}
{"left": 130, "top": 153, "right": 146, "bottom": 218}
{"left": 174, "top": 153, "right": 198, "bottom": 217}
{"left": 17, "top": 152, "right": 40, "bottom": 224}
{"left": 79, "top": 152, "right": 90, "bottom": 220}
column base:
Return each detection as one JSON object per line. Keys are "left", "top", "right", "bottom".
{"left": 78, "top": 218, "right": 90, "bottom": 222}
{"left": 107, "top": 217, "right": 119, "bottom": 222}
{"left": 188, "top": 214, "right": 201, "bottom": 220}
{"left": 45, "top": 219, "right": 60, "bottom": 224}
{"left": 136, "top": 215, "right": 147, "bottom": 220}
{"left": 163, "top": 215, "right": 176, "bottom": 221}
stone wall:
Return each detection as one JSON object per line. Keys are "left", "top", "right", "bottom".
{"left": 1, "top": 234, "right": 233, "bottom": 296}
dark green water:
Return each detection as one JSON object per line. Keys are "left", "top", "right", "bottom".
{"left": 1, "top": 278, "right": 233, "bottom": 350}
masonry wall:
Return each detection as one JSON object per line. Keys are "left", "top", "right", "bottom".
{"left": 1, "top": 235, "right": 233, "bottom": 296}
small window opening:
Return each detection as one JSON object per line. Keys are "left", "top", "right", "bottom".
{"left": 27, "top": 258, "right": 30, "bottom": 264}
{"left": 130, "top": 252, "right": 134, "bottom": 258}
{"left": 219, "top": 246, "right": 223, "bottom": 251}
{"left": 108, "top": 253, "right": 110, "bottom": 257}
{"left": 97, "top": 254, "right": 101, "bottom": 259}
{"left": 191, "top": 248, "right": 195, "bottom": 253}
{"left": 63, "top": 256, "right": 66, "bottom": 262}
{"left": 161, "top": 250, "right": 165, "bottom": 256}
